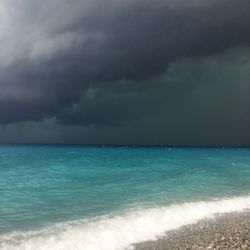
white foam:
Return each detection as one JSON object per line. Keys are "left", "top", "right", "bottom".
{"left": 1, "top": 195, "right": 250, "bottom": 250}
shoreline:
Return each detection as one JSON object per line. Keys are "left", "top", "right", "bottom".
{"left": 134, "top": 210, "right": 250, "bottom": 250}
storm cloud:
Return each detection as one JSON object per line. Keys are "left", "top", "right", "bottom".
{"left": 0, "top": 0, "right": 250, "bottom": 145}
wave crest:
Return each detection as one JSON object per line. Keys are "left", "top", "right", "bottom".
{"left": 1, "top": 196, "right": 250, "bottom": 250}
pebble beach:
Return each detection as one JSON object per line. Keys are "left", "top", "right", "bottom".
{"left": 134, "top": 211, "right": 250, "bottom": 250}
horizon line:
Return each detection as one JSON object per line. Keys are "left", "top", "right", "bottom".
{"left": 0, "top": 143, "right": 249, "bottom": 148}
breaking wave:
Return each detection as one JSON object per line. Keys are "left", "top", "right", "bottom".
{"left": 1, "top": 196, "right": 250, "bottom": 250}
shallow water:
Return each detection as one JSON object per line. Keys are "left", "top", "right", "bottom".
{"left": 1, "top": 145, "right": 250, "bottom": 249}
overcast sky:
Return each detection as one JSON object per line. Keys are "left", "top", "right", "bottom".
{"left": 0, "top": 0, "right": 250, "bottom": 145}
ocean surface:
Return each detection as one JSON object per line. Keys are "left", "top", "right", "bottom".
{"left": 1, "top": 145, "right": 250, "bottom": 250}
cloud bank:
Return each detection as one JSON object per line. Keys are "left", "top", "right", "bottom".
{"left": 0, "top": 0, "right": 250, "bottom": 145}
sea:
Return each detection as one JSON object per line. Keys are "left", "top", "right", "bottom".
{"left": 1, "top": 145, "right": 250, "bottom": 250}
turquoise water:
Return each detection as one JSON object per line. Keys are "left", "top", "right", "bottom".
{"left": 1, "top": 145, "right": 250, "bottom": 250}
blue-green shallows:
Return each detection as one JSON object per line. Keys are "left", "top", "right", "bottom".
{"left": 1, "top": 145, "right": 250, "bottom": 233}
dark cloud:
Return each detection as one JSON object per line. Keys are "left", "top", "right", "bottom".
{"left": 0, "top": 0, "right": 250, "bottom": 144}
